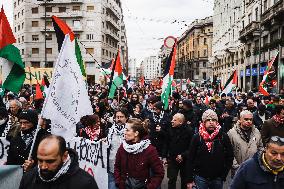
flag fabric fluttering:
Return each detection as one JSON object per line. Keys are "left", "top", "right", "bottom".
{"left": 35, "top": 82, "right": 43, "bottom": 100}
{"left": 161, "top": 42, "right": 177, "bottom": 110}
{"left": 41, "top": 75, "right": 50, "bottom": 97}
{"left": 41, "top": 34, "right": 92, "bottom": 140}
{"left": 52, "top": 15, "right": 86, "bottom": 77}
{"left": 108, "top": 50, "right": 123, "bottom": 99}
{"left": 0, "top": 7, "right": 25, "bottom": 93}
{"left": 259, "top": 52, "right": 278, "bottom": 96}
{"left": 222, "top": 70, "right": 237, "bottom": 95}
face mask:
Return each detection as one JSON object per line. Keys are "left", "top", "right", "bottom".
{"left": 0, "top": 119, "right": 7, "bottom": 125}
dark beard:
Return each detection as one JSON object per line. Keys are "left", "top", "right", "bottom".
{"left": 40, "top": 161, "right": 63, "bottom": 180}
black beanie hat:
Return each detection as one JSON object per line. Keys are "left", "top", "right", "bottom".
{"left": 18, "top": 109, "right": 38, "bottom": 127}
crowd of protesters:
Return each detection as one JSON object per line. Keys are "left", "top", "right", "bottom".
{"left": 0, "top": 83, "right": 284, "bottom": 189}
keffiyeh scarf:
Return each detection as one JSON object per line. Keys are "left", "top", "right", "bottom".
{"left": 21, "top": 129, "right": 36, "bottom": 149}
{"left": 85, "top": 126, "right": 100, "bottom": 141}
{"left": 122, "top": 139, "right": 151, "bottom": 154}
{"left": 38, "top": 154, "right": 71, "bottom": 182}
{"left": 273, "top": 115, "right": 284, "bottom": 125}
{"left": 107, "top": 123, "right": 126, "bottom": 145}
{"left": 199, "top": 123, "right": 221, "bottom": 152}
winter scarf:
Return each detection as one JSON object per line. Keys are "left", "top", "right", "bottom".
{"left": 21, "top": 129, "right": 36, "bottom": 149}
{"left": 273, "top": 115, "right": 284, "bottom": 125}
{"left": 84, "top": 126, "right": 100, "bottom": 141}
{"left": 107, "top": 123, "right": 126, "bottom": 145}
{"left": 199, "top": 122, "right": 221, "bottom": 152}
{"left": 122, "top": 139, "right": 151, "bottom": 154}
{"left": 38, "top": 154, "right": 71, "bottom": 182}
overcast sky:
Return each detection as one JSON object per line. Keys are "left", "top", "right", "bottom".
{"left": 0, "top": 0, "right": 214, "bottom": 64}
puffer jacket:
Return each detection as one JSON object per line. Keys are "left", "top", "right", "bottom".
{"left": 227, "top": 122, "right": 263, "bottom": 170}
{"left": 230, "top": 151, "right": 284, "bottom": 189}
{"left": 19, "top": 149, "right": 99, "bottom": 189}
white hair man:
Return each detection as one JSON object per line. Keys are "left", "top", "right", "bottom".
{"left": 227, "top": 110, "right": 263, "bottom": 176}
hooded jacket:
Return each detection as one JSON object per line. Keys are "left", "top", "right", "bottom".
{"left": 19, "top": 149, "right": 99, "bottom": 189}
{"left": 230, "top": 151, "right": 284, "bottom": 189}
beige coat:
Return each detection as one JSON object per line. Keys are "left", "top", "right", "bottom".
{"left": 227, "top": 122, "right": 263, "bottom": 170}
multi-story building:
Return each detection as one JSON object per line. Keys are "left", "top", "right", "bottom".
{"left": 13, "top": 0, "right": 127, "bottom": 83}
{"left": 176, "top": 16, "right": 213, "bottom": 85}
{"left": 239, "top": 0, "right": 284, "bottom": 91}
{"left": 128, "top": 58, "right": 137, "bottom": 81}
{"left": 143, "top": 56, "right": 161, "bottom": 81}
{"left": 159, "top": 44, "right": 172, "bottom": 76}
{"left": 213, "top": 0, "right": 283, "bottom": 92}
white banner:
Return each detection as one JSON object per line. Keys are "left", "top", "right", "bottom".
{"left": 67, "top": 137, "right": 108, "bottom": 189}
{"left": 0, "top": 137, "right": 10, "bottom": 165}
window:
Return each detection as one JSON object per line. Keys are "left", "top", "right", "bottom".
{"left": 102, "top": 49, "right": 105, "bottom": 56}
{"left": 86, "top": 34, "right": 94, "bottom": 40}
{"left": 22, "top": 9, "right": 24, "bottom": 15}
{"left": 255, "top": 7, "right": 259, "bottom": 21}
{"left": 87, "top": 20, "right": 95, "bottom": 27}
{"left": 203, "top": 62, "right": 206, "bottom": 67}
{"left": 102, "top": 21, "right": 105, "bottom": 28}
{"left": 18, "top": 38, "right": 20, "bottom": 43}
{"left": 264, "top": 0, "right": 268, "bottom": 11}
{"left": 87, "top": 6, "right": 94, "bottom": 11}
{"left": 15, "top": 27, "right": 16, "bottom": 32}
{"left": 46, "top": 62, "right": 53, "bottom": 68}
{"left": 46, "top": 21, "right": 53, "bottom": 27}
{"left": 46, "top": 7, "right": 52, "bottom": 12}
{"left": 72, "top": 6, "right": 81, "bottom": 11}
{"left": 86, "top": 48, "right": 94, "bottom": 54}
{"left": 102, "top": 35, "right": 105, "bottom": 42}
{"left": 14, "top": 15, "right": 16, "bottom": 20}
{"left": 46, "top": 48, "right": 52, "bottom": 54}
{"left": 32, "top": 7, "right": 38, "bottom": 14}
{"left": 18, "top": 25, "right": 20, "bottom": 31}
{"left": 31, "top": 61, "right": 40, "bottom": 68}
{"left": 32, "top": 48, "right": 39, "bottom": 54}
{"left": 22, "top": 22, "right": 24, "bottom": 29}
{"left": 248, "top": 13, "right": 252, "bottom": 24}
{"left": 32, "top": 35, "right": 39, "bottom": 41}
{"left": 203, "top": 72, "right": 206, "bottom": 80}
{"left": 46, "top": 34, "right": 52, "bottom": 40}
{"left": 75, "top": 34, "right": 80, "bottom": 39}
{"left": 14, "top": 2, "right": 16, "bottom": 8}
{"left": 32, "top": 21, "right": 39, "bottom": 27}
{"left": 59, "top": 7, "right": 66, "bottom": 13}
{"left": 73, "top": 20, "right": 81, "bottom": 28}
{"left": 204, "top": 38, "right": 207, "bottom": 45}
{"left": 203, "top": 49, "right": 207, "bottom": 57}
{"left": 22, "top": 49, "right": 24, "bottom": 55}
{"left": 22, "top": 36, "right": 24, "bottom": 42}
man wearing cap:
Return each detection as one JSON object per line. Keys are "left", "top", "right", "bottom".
{"left": 186, "top": 109, "right": 233, "bottom": 189}
{"left": 7, "top": 109, "right": 48, "bottom": 165}
{"left": 230, "top": 136, "right": 284, "bottom": 189}
{"left": 228, "top": 110, "right": 263, "bottom": 177}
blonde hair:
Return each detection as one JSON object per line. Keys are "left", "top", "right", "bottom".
{"left": 127, "top": 118, "right": 149, "bottom": 139}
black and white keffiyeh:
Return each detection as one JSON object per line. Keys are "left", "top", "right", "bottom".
{"left": 122, "top": 139, "right": 151, "bottom": 154}
{"left": 153, "top": 111, "right": 164, "bottom": 124}
{"left": 107, "top": 123, "right": 126, "bottom": 146}
{"left": 38, "top": 154, "right": 71, "bottom": 182}
{"left": 21, "top": 129, "right": 36, "bottom": 149}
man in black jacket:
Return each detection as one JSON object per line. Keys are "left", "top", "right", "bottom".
{"left": 19, "top": 134, "right": 98, "bottom": 189}
{"left": 186, "top": 109, "right": 234, "bottom": 189}
{"left": 163, "top": 113, "right": 193, "bottom": 189}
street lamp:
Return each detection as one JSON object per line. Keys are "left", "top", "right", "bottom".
{"left": 37, "top": 0, "right": 53, "bottom": 68}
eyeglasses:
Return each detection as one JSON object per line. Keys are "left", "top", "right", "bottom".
{"left": 206, "top": 119, "right": 217, "bottom": 122}
{"left": 270, "top": 136, "right": 284, "bottom": 143}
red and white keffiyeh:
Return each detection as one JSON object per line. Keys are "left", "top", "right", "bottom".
{"left": 85, "top": 126, "right": 101, "bottom": 141}
{"left": 199, "top": 123, "right": 221, "bottom": 152}
{"left": 273, "top": 115, "right": 284, "bottom": 125}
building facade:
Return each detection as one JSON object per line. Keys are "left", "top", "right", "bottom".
{"left": 175, "top": 16, "right": 213, "bottom": 85}
{"left": 128, "top": 58, "right": 137, "bottom": 81}
{"left": 213, "top": 0, "right": 283, "bottom": 92}
{"left": 142, "top": 56, "right": 161, "bottom": 81}
{"left": 13, "top": 0, "right": 127, "bottom": 83}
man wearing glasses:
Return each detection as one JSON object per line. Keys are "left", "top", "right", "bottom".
{"left": 230, "top": 136, "right": 284, "bottom": 189}
{"left": 227, "top": 110, "right": 263, "bottom": 177}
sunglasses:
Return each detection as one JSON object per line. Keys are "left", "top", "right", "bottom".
{"left": 270, "top": 136, "right": 284, "bottom": 143}
{"left": 206, "top": 119, "right": 217, "bottom": 122}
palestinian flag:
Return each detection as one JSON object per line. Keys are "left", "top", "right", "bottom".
{"left": 0, "top": 7, "right": 25, "bottom": 93}
{"left": 259, "top": 52, "right": 278, "bottom": 96}
{"left": 35, "top": 81, "right": 43, "bottom": 100}
{"left": 52, "top": 15, "right": 86, "bottom": 77}
{"left": 161, "top": 41, "right": 177, "bottom": 110}
{"left": 41, "top": 75, "right": 50, "bottom": 97}
{"left": 101, "top": 59, "right": 114, "bottom": 78}
{"left": 222, "top": 70, "right": 237, "bottom": 95}
{"left": 108, "top": 50, "right": 123, "bottom": 99}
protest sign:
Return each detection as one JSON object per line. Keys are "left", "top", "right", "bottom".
{"left": 67, "top": 137, "right": 108, "bottom": 189}
{"left": 0, "top": 137, "right": 9, "bottom": 165}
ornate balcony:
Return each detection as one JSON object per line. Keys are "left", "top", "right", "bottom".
{"left": 239, "top": 21, "right": 260, "bottom": 43}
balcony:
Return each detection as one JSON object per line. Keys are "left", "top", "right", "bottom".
{"left": 106, "top": 1, "right": 121, "bottom": 19}
{"left": 40, "top": 0, "right": 83, "bottom": 4}
{"left": 41, "top": 11, "right": 83, "bottom": 19}
{"left": 239, "top": 21, "right": 260, "bottom": 43}
{"left": 105, "top": 16, "right": 120, "bottom": 30}
{"left": 261, "top": 0, "right": 284, "bottom": 27}
{"left": 105, "top": 30, "right": 119, "bottom": 42}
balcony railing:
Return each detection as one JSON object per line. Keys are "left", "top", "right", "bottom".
{"left": 239, "top": 21, "right": 260, "bottom": 42}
